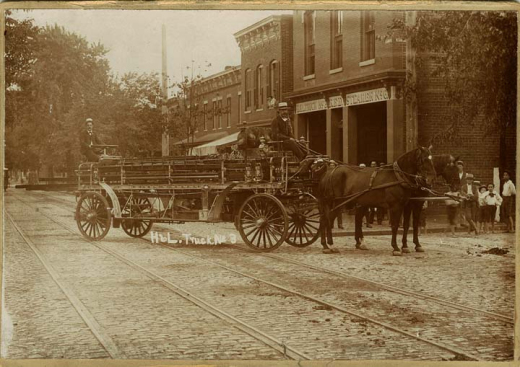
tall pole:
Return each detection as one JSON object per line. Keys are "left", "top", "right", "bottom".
{"left": 161, "top": 24, "right": 170, "bottom": 157}
{"left": 405, "top": 11, "right": 418, "bottom": 151}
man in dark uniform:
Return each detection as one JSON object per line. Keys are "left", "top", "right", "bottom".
{"left": 271, "top": 102, "right": 306, "bottom": 160}
{"left": 79, "top": 118, "right": 104, "bottom": 162}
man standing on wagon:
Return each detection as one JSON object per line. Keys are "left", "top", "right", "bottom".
{"left": 271, "top": 102, "right": 306, "bottom": 161}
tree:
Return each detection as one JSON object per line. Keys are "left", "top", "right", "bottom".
{"left": 5, "top": 14, "right": 112, "bottom": 174}
{"left": 105, "top": 72, "right": 164, "bottom": 158}
{"left": 388, "top": 11, "right": 517, "bottom": 171}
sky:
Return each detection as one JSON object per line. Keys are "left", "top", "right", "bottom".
{"left": 12, "top": 9, "right": 292, "bottom": 86}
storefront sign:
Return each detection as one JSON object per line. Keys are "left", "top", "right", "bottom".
{"left": 345, "top": 88, "right": 389, "bottom": 106}
{"left": 295, "top": 99, "right": 327, "bottom": 114}
{"left": 329, "top": 96, "right": 344, "bottom": 109}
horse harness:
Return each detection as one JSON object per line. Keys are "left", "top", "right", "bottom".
{"left": 328, "top": 162, "right": 424, "bottom": 212}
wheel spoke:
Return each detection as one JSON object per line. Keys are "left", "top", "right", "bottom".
{"left": 249, "top": 228, "right": 262, "bottom": 246}
{"left": 244, "top": 227, "right": 257, "bottom": 237}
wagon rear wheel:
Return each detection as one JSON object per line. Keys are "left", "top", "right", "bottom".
{"left": 237, "top": 193, "right": 288, "bottom": 252}
{"left": 121, "top": 197, "right": 153, "bottom": 238}
{"left": 285, "top": 194, "right": 321, "bottom": 247}
{"left": 76, "top": 192, "right": 111, "bottom": 241}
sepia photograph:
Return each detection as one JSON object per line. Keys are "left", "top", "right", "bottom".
{"left": 2, "top": 3, "right": 517, "bottom": 364}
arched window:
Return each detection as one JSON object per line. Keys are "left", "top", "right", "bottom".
{"left": 268, "top": 60, "right": 280, "bottom": 108}
{"left": 245, "top": 69, "right": 252, "bottom": 109}
{"left": 255, "top": 64, "right": 264, "bottom": 109}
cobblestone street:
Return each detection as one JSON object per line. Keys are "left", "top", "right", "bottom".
{"left": 2, "top": 190, "right": 515, "bottom": 361}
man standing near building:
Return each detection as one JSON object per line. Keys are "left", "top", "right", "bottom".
{"left": 461, "top": 174, "right": 479, "bottom": 235}
{"left": 271, "top": 102, "right": 306, "bottom": 160}
{"left": 79, "top": 118, "right": 104, "bottom": 162}
{"left": 502, "top": 171, "right": 516, "bottom": 232}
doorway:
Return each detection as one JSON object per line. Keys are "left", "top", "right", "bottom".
{"left": 355, "top": 102, "right": 387, "bottom": 165}
{"left": 306, "top": 111, "right": 327, "bottom": 155}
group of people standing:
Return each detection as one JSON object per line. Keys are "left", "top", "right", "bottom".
{"left": 445, "top": 161, "right": 516, "bottom": 236}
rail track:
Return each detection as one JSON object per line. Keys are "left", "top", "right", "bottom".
{"left": 9, "top": 190, "right": 514, "bottom": 360}
{"left": 33, "top": 190, "right": 515, "bottom": 324}
{"left": 6, "top": 194, "right": 308, "bottom": 360}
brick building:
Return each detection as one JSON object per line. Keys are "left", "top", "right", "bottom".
{"left": 171, "top": 66, "right": 241, "bottom": 152}
{"left": 416, "top": 55, "right": 516, "bottom": 184}
{"left": 284, "top": 10, "right": 408, "bottom": 165}
{"left": 234, "top": 15, "right": 294, "bottom": 127}
{"left": 169, "top": 10, "right": 515, "bottom": 184}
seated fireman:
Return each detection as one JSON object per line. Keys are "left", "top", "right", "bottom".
{"left": 79, "top": 118, "right": 105, "bottom": 162}
{"left": 270, "top": 102, "right": 306, "bottom": 160}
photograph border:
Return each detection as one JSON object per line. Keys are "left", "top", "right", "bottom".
{"left": 1, "top": 1, "right": 518, "bottom": 366}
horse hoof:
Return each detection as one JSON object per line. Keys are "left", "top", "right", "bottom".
{"left": 392, "top": 250, "right": 402, "bottom": 256}
{"left": 322, "top": 249, "right": 334, "bottom": 254}
{"left": 356, "top": 244, "right": 369, "bottom": 251}
{"left": 401, "top": 247, "right": 411, "bottom": 254}
{"left": 331, "top": 248, "right": 340, "bottom": 253}
{"left": 415, "top": 246, "right": 425, "bottom": 253}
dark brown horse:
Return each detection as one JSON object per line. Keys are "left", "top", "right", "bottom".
{"left": 314, "top": 147, "right": 436, "bottom": 256}
{"left": 400, "top": 154, "right": 460, "bottom": 253}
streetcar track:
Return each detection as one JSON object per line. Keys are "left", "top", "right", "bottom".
{"left": 9, "top": 192, "right": 490, "bottom": 361}
{"left": 6, "top": 194, "right": 309, "bottom": 360}
{"left": 32, "top": 191, "right": 515, "bottom": 324}
{"left": 5, "top": 212, "right": 122, "bottom": 359}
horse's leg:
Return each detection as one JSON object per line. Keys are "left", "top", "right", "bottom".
{"left": 327, "top": 208, "right": 339, "bottom": 253}
{"left": 389, "top": 206, "right": 402, "bottom": 256}
{"left": 401, "top": 203, "right": 412, "bottom": 253}
{"left": 319, "top": 200, "right": 329, "bottom": 250}
{"left": 412, "top": 201, "right": 424, "bottom": 252}
{"left": 355, "top": 206, "right": 369, "bottom": 250}
{"left": 320, "top": 201, "right": 336, "bottom": 253}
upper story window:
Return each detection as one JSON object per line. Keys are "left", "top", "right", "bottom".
{"left": 203, "top": 103, "right": 208, "bottom": 131}
{"left": 245, "top": 69, "right": 252, "bottom": 109}
{"left": 304, "top": 11, "right": 316, "bottom": 76}
{"left": 218, "top": 99, "right": 222, "bottom": 129}
{"left": 254, "top": 65, "right": 264, "bottom": 109}
{"left": 212, "top": 101, "right": 217, "bottom": 130}
{"left": 361, "top": 11, "right": 375, "bottom": 62}
{"left": 330, "top": 11, "right": 343, "bottom": 70}
{"left": 226, "top": 96, "right": 231, "bottom": 128}
{"left": 268, "top": 60, "right": 280, "bottom": 107}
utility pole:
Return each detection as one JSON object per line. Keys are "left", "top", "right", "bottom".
{"left": 405, "top": 11, "right": 418, "bottom": 151}
{"left": 161, "top": 24, "right": 170, "bottom": 157}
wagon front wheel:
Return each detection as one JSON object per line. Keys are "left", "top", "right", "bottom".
{"left": 237, "top": 193, "right": 288, "bottom": 252}
{"left": 76, "top": 192, "right": 111, "bottom": 241}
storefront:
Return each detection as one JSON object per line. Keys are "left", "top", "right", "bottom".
{"left": 290, "top": 84, "right": 404, "bottom": 165}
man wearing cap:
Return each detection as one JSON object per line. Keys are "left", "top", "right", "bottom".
{"left": 461, "top": 173, "right": 479, "bottom": 235}
{"left": 271, "top": 102, "right": 306, "bottom": 160}
{"left": 79, "top": 118, "right": 104, "bottom": 162}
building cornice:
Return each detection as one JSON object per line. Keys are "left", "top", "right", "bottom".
{"left": 234, "top": 15, "right": 285, "bottom": 53}
{"left": 284, "top": 71, "right": 406, "bottom": 100}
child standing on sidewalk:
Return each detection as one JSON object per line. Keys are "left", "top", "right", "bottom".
{"left": 482, "top": 183, "right": 503, "bottom": 234}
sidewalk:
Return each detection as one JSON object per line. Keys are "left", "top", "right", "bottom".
{"left": 331, "top": 214, "right": 508, "bottom": 237}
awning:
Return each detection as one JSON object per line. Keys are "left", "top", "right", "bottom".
{"left": 172, "top": 130, "right": 229, "bottom": 147}
{"left": 190, "top": 132, "right": 240, "bottom": 156}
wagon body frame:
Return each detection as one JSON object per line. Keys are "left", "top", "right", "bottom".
{"left": 74, "top": 147, "right": 324, "bottom": 251}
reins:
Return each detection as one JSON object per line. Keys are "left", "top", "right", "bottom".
{"left": 325, "top": 157, "right": 432, "bottom": 213}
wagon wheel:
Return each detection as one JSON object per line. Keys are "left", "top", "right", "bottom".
{"left": 121, "top": 197, "right": 153, "bottom": 238}
{"left": 76, "top": 192, "right": 111, "bottom": 241}
{"left": 285, "top": 194, "right": 321, "bottom": 247}
{"left": 237, "top": 193, "right": 289, "bottom": 252}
